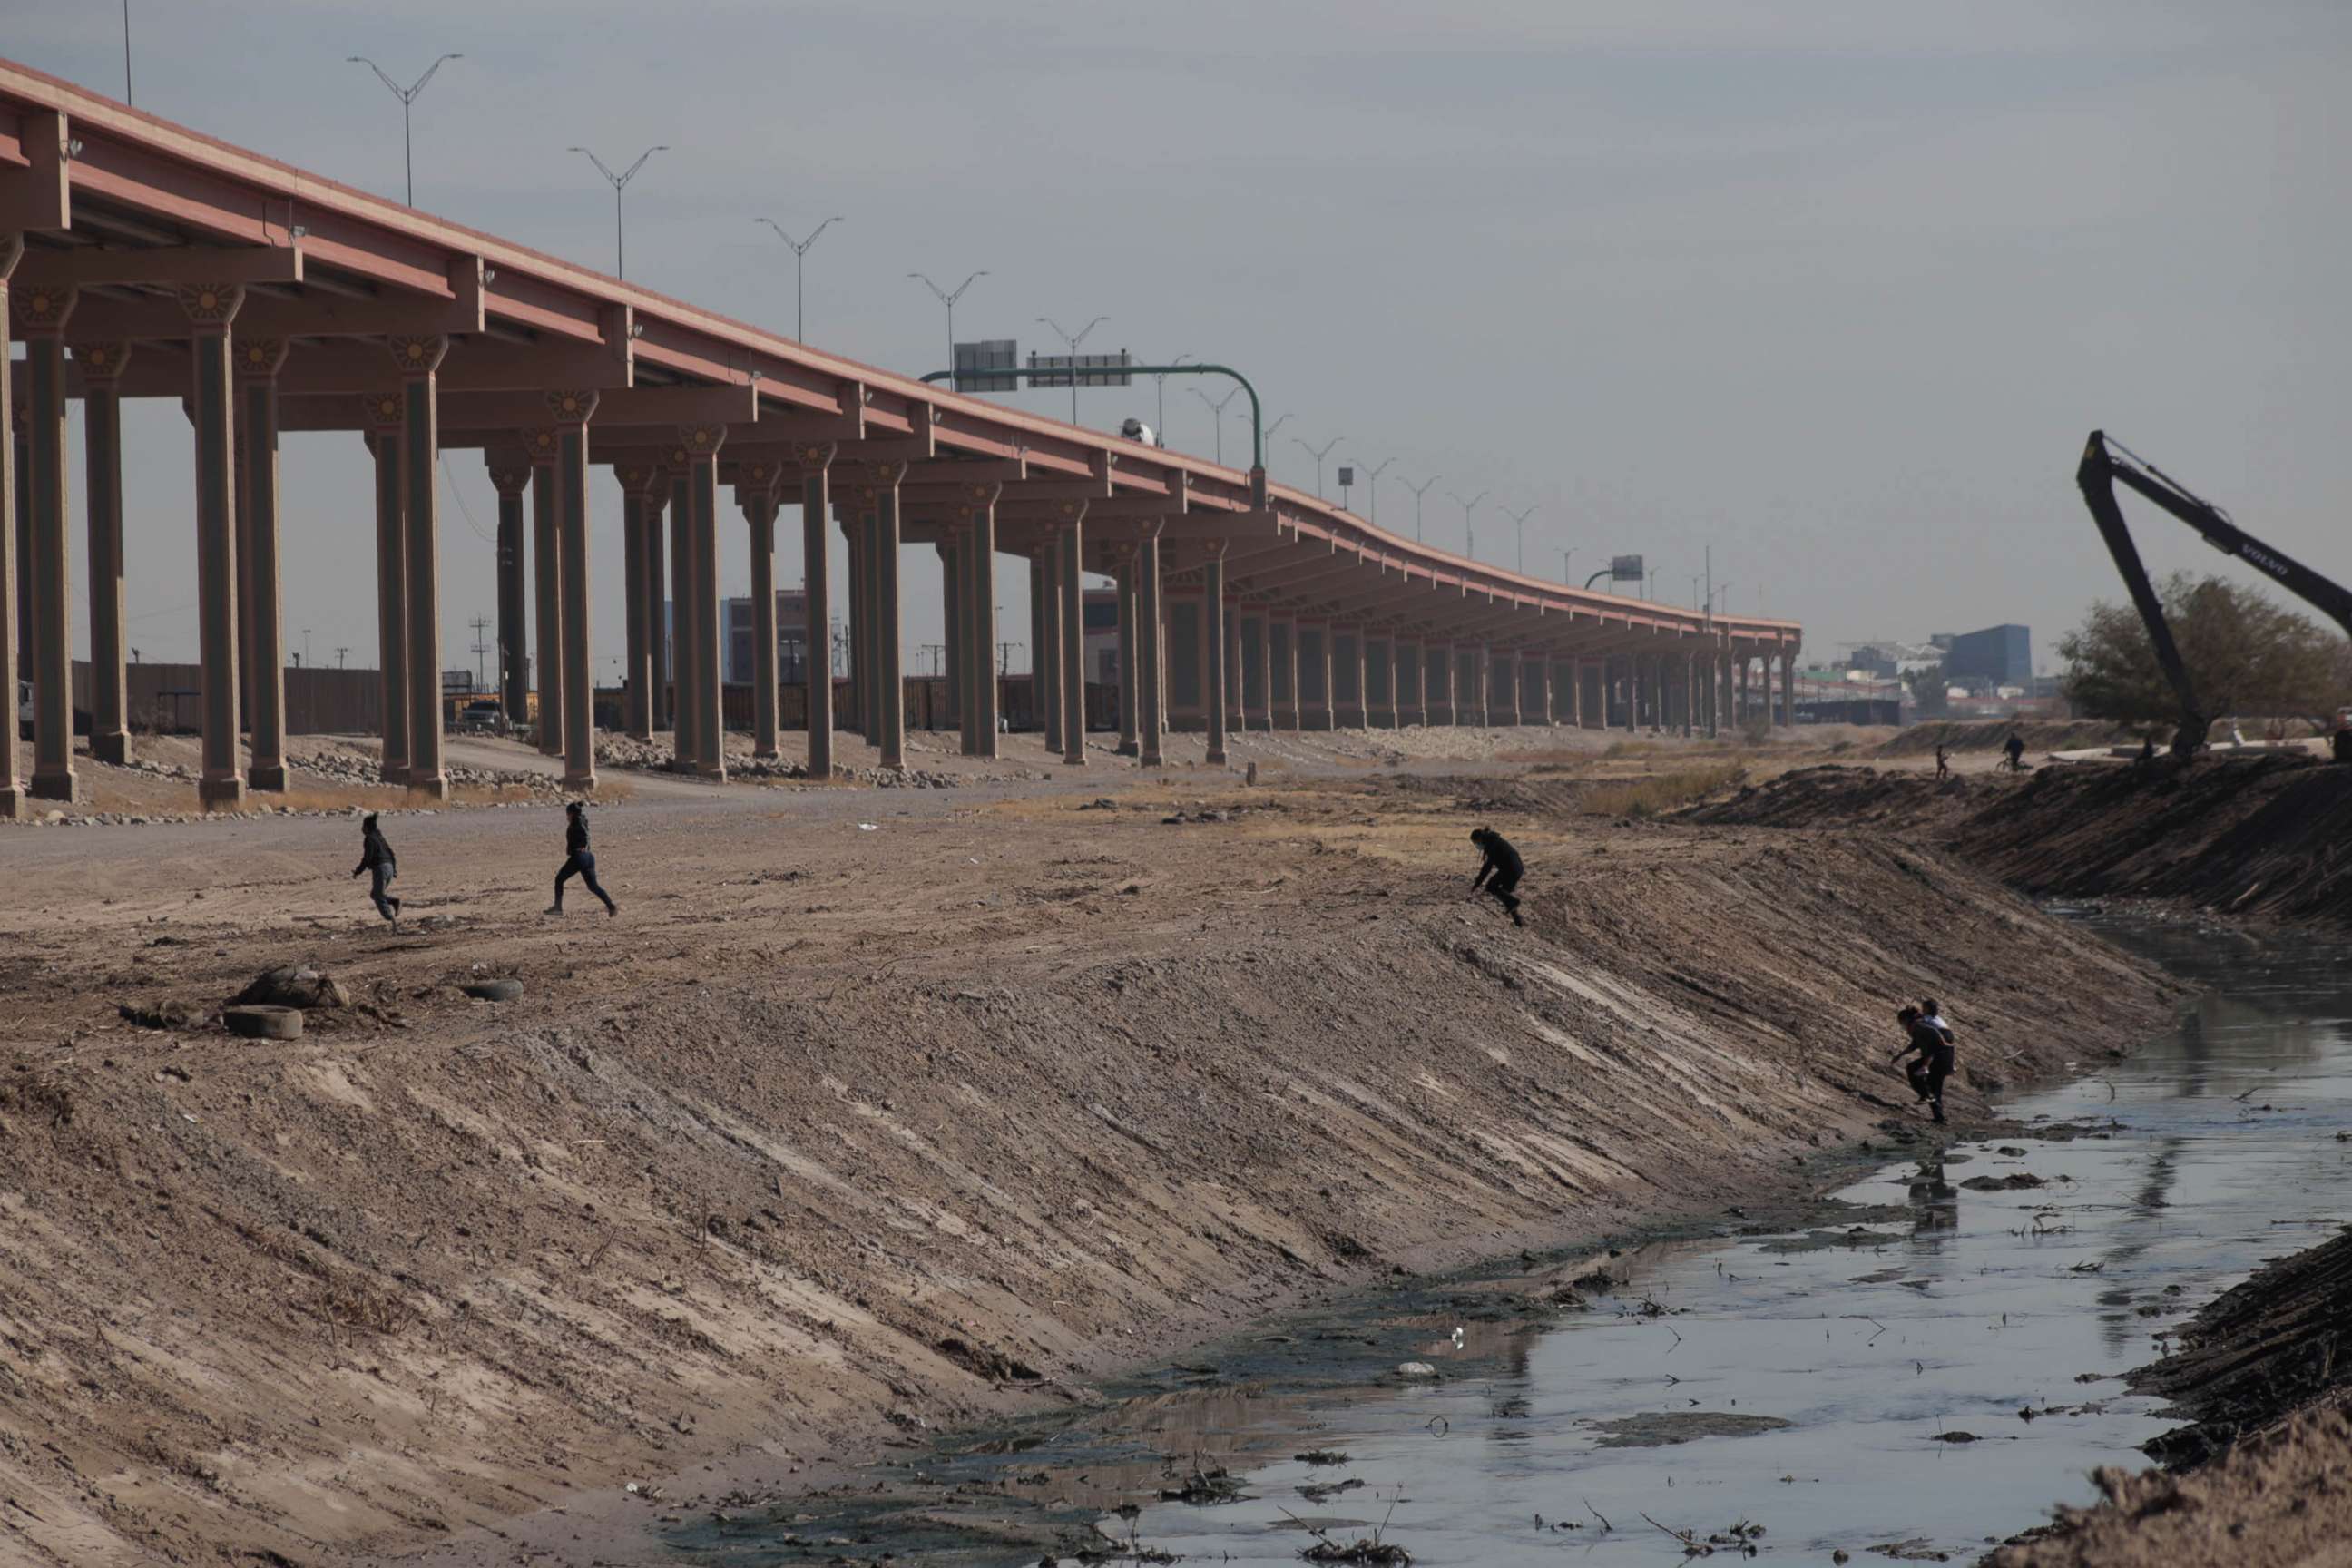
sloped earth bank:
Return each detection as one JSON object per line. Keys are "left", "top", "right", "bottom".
{"left": 1688, "top": 753, "right": 2352, "bottom": 926}
{"left": 0, "top": 775, "right": 2173, "bottom": 1566}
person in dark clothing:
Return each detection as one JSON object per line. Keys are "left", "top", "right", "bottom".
{"left": 1468, "top": 828, "right": 1524, "bottom": 926}
{"left": 1890, "top": 999, "right": 1957, "bottom": 1123}
{"left": 2002, "top": 733, "right": 2026, "bottom": 772}
{"left": 1934, "top": 744, "right": 1951, "bottom": 782}
{"left": 549, "top": 801, "right": 619, "bottom": 916}
{"left": 2136, "top": 734, "right": 2157, "bottom": 767}
{"left": 351, "top": 812, "right": 400, "bottom": 924}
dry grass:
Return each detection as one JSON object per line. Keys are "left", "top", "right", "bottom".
{"left": 1580, "top": 763, "right": 1745, "bottom": 818}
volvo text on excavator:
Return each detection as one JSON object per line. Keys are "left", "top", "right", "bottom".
{"left": 2075, "top": 431, "right": 2352, "bottom": 761}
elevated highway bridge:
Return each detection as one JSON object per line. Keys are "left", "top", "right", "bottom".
{"left": 0, "top": 54, "right": 1799, "bottom": 814}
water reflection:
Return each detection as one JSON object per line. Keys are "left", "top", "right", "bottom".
{"left": 671, "top": 925, "right": 2352, "bottom": 1567}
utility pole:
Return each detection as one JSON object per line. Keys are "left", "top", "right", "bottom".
{"left": 468, "top": 615, "right": 493, "bottom": 693}
{"left": 1446, "top": 489, "right": 1489, "bottom": 560}
{"left": 999, "top": 641, "right": 1019, "bottom": 677}
{"left": 335, "top": 646, "right": 350, "bottom": 670}
{"left": 923, "top": 642, "right": 945, "bottom": 678}
{"left": 1563, "top": 548, "right": 1575, "bottom": 584}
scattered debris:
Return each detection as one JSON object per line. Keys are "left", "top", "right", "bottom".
{"left": 231, "top": 964, "right": 351, "bottom": 1011}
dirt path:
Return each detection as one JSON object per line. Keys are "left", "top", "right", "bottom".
{"left": 0, "top": 732, "right": 2182, "bottom": 1566}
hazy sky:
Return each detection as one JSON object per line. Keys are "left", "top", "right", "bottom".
{"left": 10, "top": 0, "right": 2350, "bottom": 681}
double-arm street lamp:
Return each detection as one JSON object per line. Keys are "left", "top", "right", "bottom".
{"left": 1344, "top": 456, "right": 1396, "bottom": 525}
{"left": 1397, "top": 474, "right": 1443, "bottom": 541}
{"left": 347, "top": 53, "right": 462, "bottom": 206}
{"left": 1035, "top": 314, "right": 1110, "bottom": 424}
{"left": 910, "top": 269, "right": 989, "bottom": 382}
{"left": 1447, "top": 489, "right": 1490, "bottom": 560}
{"left": 1292, "top": 434, "right": 1346, "bottom": 500}
{"left": 1193, "top": 385, "right": 1244, "bottom": 465}
{"left": 1503, "top": 504, "right": 1537, "bottom": 574}
{"left": 570, "top": 144, "right": 669, "bottom": 280}
{"left": 757, "top": 216, "right": 846, "bottom": 340}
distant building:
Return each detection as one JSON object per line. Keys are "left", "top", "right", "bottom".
{"left": 721, "top": 590, "right": 812, "bottom": 685}
{"left": 667, "top": 592, "right": 814, "bottom": 686}
{"left": 1083, "top": 587, "right": 1120, "bottom": 684}
{"left": 1942, "top": 623, "right": 2032, "bottom": 688}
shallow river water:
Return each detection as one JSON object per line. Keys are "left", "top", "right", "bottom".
{"left": 674, "top": 919, "right": 2352, "bottom": 1565}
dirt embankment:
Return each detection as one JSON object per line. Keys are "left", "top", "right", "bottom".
{"left": 1689, "top": 754, "right": 2352, "bottom": 926}
{"left": 0, "top": 780, "right": 2175, "bottom": 1567}
{"left": 1991, "top": 1228, "right": 2352, "bottom": 1568}
{"left": 1880, "top": 720, "right": 2139, "bottom": 757}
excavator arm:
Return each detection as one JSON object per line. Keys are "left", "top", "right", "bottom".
{"left": 2076, "top": 430, "right": 2352, "bottom": 758}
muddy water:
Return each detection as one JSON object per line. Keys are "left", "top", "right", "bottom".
{"left": 675, "top": 921, "right": 2352, "bottom": 1565}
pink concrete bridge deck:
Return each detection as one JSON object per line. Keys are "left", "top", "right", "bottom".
{"left": 0, "top": 54, "right": 1800, "bottom": 814}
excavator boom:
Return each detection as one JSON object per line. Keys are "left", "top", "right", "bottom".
{"left": 2076, "top": 430, "right": 2352, "bottom": 758}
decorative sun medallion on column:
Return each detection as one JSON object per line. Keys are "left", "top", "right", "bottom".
{"left": 235, "top": 338, "right": 289, "bottom": 379}
{"left": 70, "top": 342, "right": 133, "bottom": 382}
{"left": 11, "top": 283, "right": 75, "bottom": 335}
{"left": 363, "top": 393, "right": 404, "bottom": 434}
{"left": 523, "top": 426, "right": 561, "bottom": 461}
{"left": 545, "top": 389, "right": 599, "bottom": 424}
{"left": 387, "top": 335, "right": 448, "bottom": 376}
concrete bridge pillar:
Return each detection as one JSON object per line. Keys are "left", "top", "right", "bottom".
{"left": 364, "top": 409, "right": 408, "bottom": 783}
{"left": 234, "top": 338, "right": 289, "bottom": 791}
{"left": 678, "top": 424, "right": 728, "bottom": 781}
{"left": 937, "top": 534, "right": 962, "bottom": 740}
{"left": 530, "top": 431, "right": 567, "bottom": 760}
{"left": 1334, "top": 627, "right": 1363, "bottom": 729}
{"left": 1298, "top": 620, "right": 1330, "bottom": 730}
{"left": 961, "top": 481, "right": 1001, "bottom": 758}
{"left": 182, "top": 284, "right": 247, "bottom": 809}
{"left": 642, "top": 478, "right": 669, "bottom": 734}
{"left": 1202, "top": 551, "right": 1229, "bottom": 765}
{"left": 74, "top": 342, "right": 132, "bottom": 766}
{"left": 0, "top": 236, "right": 23, "bottom": 819}
{"left": 14, "top": 280, "right": 74, "bottom": 801}
{"left": 545, "top": 393, "right": 598, "bottom": 792}
{"left": 667, "top": 466, "right": 695, "bottom": 766}
{"left": 848, "top": 500, "right": 874, "bottom": 741}
{"left": 489, "top": 458, "right": 533, "bottom": 732}
{"left": 390, "top": 337, "right": 451, "bottom": 800}
{"left": 1113, "top": 550, "right": 1139, "bottom": 755}
{"left": 798, "top": 448, "right": 838, "bottom": 777}
{"left": 1137, "top": 527, "right": 1166, "bottom": 767}
{"left": 743, "top": 484, "right": 780, "bottom": 761}
{"left": 1053, "top": 509, "right": 1086, "bottom": 766}
{"left": 1033, "top": 548, "right": 1058, "bottom": 752}
{"left": 616, "top": 467, "right": 650, "bottom": 742}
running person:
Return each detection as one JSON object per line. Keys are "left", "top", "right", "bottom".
{"left": 549, "top": 801, "right": 619, "bottom": 917}
{"left": 1468, "top": 827, "right": 1525, "bottom": 926}
{"left": 351, "top": 812, "right": 400, "bottom": 925}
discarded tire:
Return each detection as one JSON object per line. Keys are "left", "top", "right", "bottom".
{"left": 224, "top": 1004, "right": 303, "bottom": 1041}
{"left": 459, "top": 979, "right": 524, "bottom": 1003}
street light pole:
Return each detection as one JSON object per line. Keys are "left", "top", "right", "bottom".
{"left": 1446, "top": 490, "right": 1490, "bottom": 560}
{"left": 1344, "top": 456, "right": 1396, "bottom": 525}
{"left": 569, "top": 144, "right": 669, "bottom": 280}
{"left": 1563, "top": 548, "right": 1576, "bottom": 584}
{"left": 1154, "top": 353, "right": 1194, "bottom": 442}
{"left": 911, "top": 270, "right": 989, "bottom": 383}
{"left": 348, "top": 53, "right": 462, "bottom": 206}
{"left": 1398, "top": 475, "right": 1443, "bottom": 542}
{"left": 1503, "top": 505, "right": 1536, "bottom": 574}
{"left": 1292, "top": 435, "right": 1345, "bottom": 500}
{"left": 757, "top": 216, "right": 846, "bottom": 340}
{"left": 1192, "top": 386, "right": 1243, "bottom": 465}
{"left": 1035, "top": 314, "right": 1110, "bottom": 425}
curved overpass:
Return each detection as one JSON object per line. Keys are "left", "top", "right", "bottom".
{"left": 0, "top": 54, "right": 1799, "bottom": 809}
